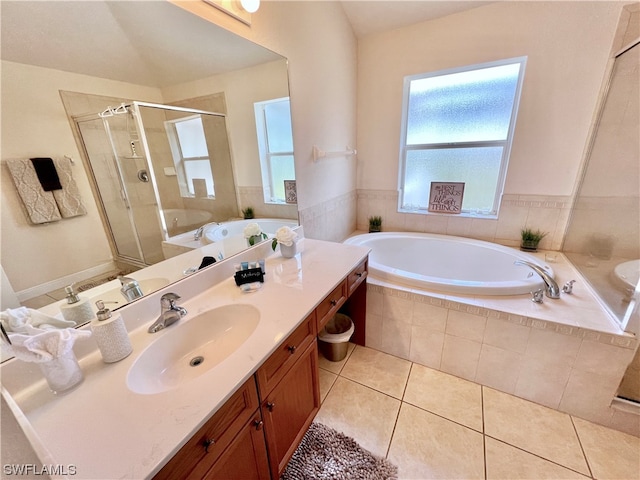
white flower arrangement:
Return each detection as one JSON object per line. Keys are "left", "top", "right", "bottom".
{"left": 243, "top": 222, "right": 267, "bottom": 245}
{"left": 271, "top": 226, "right": 298, "bottom": 250}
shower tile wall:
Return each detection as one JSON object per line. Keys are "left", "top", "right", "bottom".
{"left": 356, "top": 190, "right": 571, "bottom": 250}
{"left": 299, "top": 191, "right": 358, "bottom": 242}
{"left": 365, "top": 283, "right": 640, "bottom": 437}
{"left": 237, "top": 186, "right": 298, "bottom": 220}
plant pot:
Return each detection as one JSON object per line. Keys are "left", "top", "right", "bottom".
{"left": 520, "top": 240, "right": 540, "bottom": 252}
{"left": 369, "top": 226, "right": 381, "bottom": 233}
{"left": 280, "top": 242, "right": 297, "bottom": 258}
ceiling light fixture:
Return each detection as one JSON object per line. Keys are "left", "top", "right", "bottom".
{"left": 239, "top": 0, "right": 260, "bottom": 14}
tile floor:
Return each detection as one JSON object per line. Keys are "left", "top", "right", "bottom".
{"left": 316, "top": 344, "right": 640, "bottom": 480}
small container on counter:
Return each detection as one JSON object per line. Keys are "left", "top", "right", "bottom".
{"left": 90, "top": 301, "right": 133, "bottom": 363}
{"left": 60, "top": 285, "right": 94, "bottom": 326}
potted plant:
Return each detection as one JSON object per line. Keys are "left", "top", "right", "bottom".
{"left": 368, "top": 216, "right": 382, "bottom": 233}
{"left": 242, "top": 207, "right": 255, "bottom": 219}
{"left": 243, "top": 222, "right": 267, "bottom": 246}
{"left": 520, "top": 228, "right": 547, "bottom": 252}
{"left": 271, "top": 226, "right": 298, "bottom": 258}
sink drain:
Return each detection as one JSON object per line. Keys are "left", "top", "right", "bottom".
{"left": 190, "top": 356, "right": 205, "bottom": 367}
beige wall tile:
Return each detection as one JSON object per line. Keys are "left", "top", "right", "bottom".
{"left": 409, "top": 326, "right": 444, "bottom": 369}
{"left": 412, "top": 302, "right": 448, "bottom": 331}
{"left": 381, "top": 317, "right": 412, "bottom": 359}
{"left": 404, "top": 364, "right": 483, "bottom": 431}
{"left": 365, "top": 312, "right": 383, "bottom": 351}
{"left": 524, "top": 328, "right": 581, "bottom": 366}
{"left": 559, "top": 369, "right": 618, "bottom": 424}
{"left": 446, "top": 310, "right": 487, "bottom": 343}
{"left": 514, "top": 358, "right": 572, "bottom": 409}
{"left": 475, "top": 344, "right": 523, "bottom": 394}
{"left": 483, "top": 317, "right": 531, "bottom": 353}
{"left": 441, "top": 335, "right": 481, "bottom": 381}
{"left": 574, "top": 339, "right": 635, "bottom": 378}
{"left": 383, "top": 293, "right": 414, "bottom": 323}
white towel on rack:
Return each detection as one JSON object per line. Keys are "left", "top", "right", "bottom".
{"left": 5, "top": 159, "right": 62, "bottom": 224}
{"left": 52, "top": 157, "right": 87, "bottom": 218}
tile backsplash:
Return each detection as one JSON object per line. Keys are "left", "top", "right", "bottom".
{"left": 356, "top": 190, "right": 572, "bottom": 250}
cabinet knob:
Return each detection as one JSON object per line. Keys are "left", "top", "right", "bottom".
{"left": 253, "top": 419, "right": 264, "bottom": 430}
{"left": 287, "top": 345, "right": 297, "bottom": 354}
{"left": 356, "top": 272, "right": 363, "bottom": 277}
{"left": 330, "top": 299, "right": 337, "bottom": 306}
{"left": 266, "top": 401, "right": 275, "bottom": 412}
{"left": 203, "top": 438, "right": 215, "bottom": 453}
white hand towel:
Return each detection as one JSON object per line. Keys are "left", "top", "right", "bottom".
{"left": 6, "top": 328, "right": 91, "bottom": 363}
{"left": 1, "top": 307, "right": 76, "bottom": 334}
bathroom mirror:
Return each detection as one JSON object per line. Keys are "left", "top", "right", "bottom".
{"left": 1, "top": 1, "right": 298, "bottom": 310}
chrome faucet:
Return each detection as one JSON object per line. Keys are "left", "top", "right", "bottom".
{"left": 193, "top": 222, "right": 219, "bottom": 241}
{"left": 514, "top": 260, "right": 561, "bottom": 299}
{"left": 148, "top": 293, "right": 188, "bottom": 333}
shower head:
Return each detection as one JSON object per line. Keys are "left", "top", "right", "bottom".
{"left": 122, "top": 140, "right": 144, "bottom": 159}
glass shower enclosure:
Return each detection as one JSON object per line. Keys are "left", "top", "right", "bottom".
{"left": 74, "top": 102, "right": 236, "bottom": 267}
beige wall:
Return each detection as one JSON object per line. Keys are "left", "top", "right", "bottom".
{"left": 355, "top": 2, "right": 625, "bottom": 246}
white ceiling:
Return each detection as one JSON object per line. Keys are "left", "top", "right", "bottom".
{"left": 1, "top": 1, "right": 489, "bottom": 88}
{"left": 340, "top": 1, "right": 490, "bottom": 37}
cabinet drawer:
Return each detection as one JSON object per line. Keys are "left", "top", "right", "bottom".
{"left": 347, "top": 259, "right": 368, "bottom": 295}
{"left": 154, "top": 377, "right": 259, "bottom": 480}
{"left": 256, "top": 312, "right": 316, "bottom": 399}
{"left": 316, "top": 280, "right": 347, "bottom": 332}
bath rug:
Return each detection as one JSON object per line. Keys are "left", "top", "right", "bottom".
{"left": 281, "top": 422, "right": 398, "bottom": 480}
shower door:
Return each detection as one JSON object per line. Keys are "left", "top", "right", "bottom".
{"left": 75, "top": 114, "right": 164, "bottom": 266}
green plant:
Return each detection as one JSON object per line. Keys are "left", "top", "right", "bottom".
{"left": 520, "top": 228, "right": 547, "bottom": 243}
{"left": 368, "top": 216, "right": 382, "bottom": 232}
{"left": 242, "top": 207, "right": 254, "bottom": 219}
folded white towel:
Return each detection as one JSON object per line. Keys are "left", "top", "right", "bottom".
{"left": 6, "top": 328, "right": 91, "bottom": 363}
{"left": 1, "top": 307, "right": 76, "bottom": 334}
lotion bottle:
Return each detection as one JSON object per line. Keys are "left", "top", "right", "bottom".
{"left": 90, "top": 301, "right": 133, "bottom": 363}
{"left": 60, "top": 285, "right": 94, "bottom": 325}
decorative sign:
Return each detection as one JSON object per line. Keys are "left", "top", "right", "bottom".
{"left": 284, "top": 180, "right": 297, "bottom": 204}
{"left": 234, "top": 268, "right": 264, "bottom": 286}
{"left": 428, "top": 182, "right": 465, "bottom": 214}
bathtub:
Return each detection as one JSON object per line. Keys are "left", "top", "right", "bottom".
{"left": 344, "top": 232, "right": 553, "bottom": 295}
{"left": 203, "top": 218, "right": 298, "bottom": 244}
{"left": 162, "top": 209, "right": 214, "bottom": 237}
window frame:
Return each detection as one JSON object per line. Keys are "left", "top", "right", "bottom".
{"left": 254, "top": 97, "right": 295, "bottom": 204}
{"left": 397, "top": 56, "right": 527, "bottom": 217}
{"left": 165, "top": 114, "right": 215, "bottom": 198}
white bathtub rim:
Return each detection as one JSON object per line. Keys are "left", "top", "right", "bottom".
{"left": 345, "top": 232, "right": 553, "bottom": 296}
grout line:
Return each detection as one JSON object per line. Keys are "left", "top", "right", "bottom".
{"left": 570, "top": 415, "right": 595, "bottom": 479}
{"left": 482, "top": 385, "right": 488, "bottom": 480}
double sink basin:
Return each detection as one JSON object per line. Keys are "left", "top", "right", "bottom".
{"left": 127, "top": 304, "right": 260, "bottom": 395}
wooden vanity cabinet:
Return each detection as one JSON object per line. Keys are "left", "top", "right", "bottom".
{"left": 155, "top": 257, "right": 367, "bottom": 480}
{"left": 260, "top": 341, "right": 320, "bottom": 479}
{"left": 154, "top": 377, "right": 262, "bottom": 480}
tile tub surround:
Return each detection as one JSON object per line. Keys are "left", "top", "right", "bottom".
{"left": 356, "top": 190, "right": 571, "bottom": 251}
{"left": 316, "top": 346, "right": 640, "bottom": 480}
{"left": 364, "top": 251, "right": 639, "bottom": 437}
{"left": 0, "top": 238, "right": 370, "bottom": 479}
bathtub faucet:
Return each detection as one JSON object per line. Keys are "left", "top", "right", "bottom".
{"left": 514, "top": 260, "right": 561, "bottom": 299}
{"left": 193, "top": 222, "right": 219, "bottom": 241}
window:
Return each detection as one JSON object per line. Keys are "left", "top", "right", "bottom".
{"left": 166, "top": 115, "right": 215, "bottom": 198}
{"left": 398, "top": 57, "right": 526, "bottom": 216}
{"left": 254, "top": 97, "right": 295, "bottom": 204}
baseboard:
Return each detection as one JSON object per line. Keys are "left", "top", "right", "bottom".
{"left": 16, "top": 262, "right": 117, "bottom": 301}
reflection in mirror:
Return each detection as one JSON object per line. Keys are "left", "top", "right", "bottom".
{"left": 1, "top": 1, "right": 298, "bottom": 315}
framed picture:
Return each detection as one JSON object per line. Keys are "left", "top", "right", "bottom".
{"left": 284, "top": 180, "right": 297, "bottom": 204}
{"left": 428, "top": 182, "right": 465, "bottom": 214}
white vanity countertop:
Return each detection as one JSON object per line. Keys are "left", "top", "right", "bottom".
{"left": 0, "top": 238, "right": 370, "bottom": 480}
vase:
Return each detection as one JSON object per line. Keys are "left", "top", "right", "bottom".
{"left": 247, "top": 235, "right": 264, "bottom": 247}
{"left": 280, "top": 242, "right": 297, "bottom": 258}
{"left": 520, "top": 240, "right": 539, "bottom": 252}
{"left": 38, "top": 349, "right": 84, "bottom": 394}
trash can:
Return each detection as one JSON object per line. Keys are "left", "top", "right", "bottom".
{"left": 318, "top": 313, "right": 354, "bottom": 362}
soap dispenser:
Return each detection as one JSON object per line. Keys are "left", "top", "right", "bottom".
{"left": 90, "top": 300, "right": 133, "bottom": 363}
{"left": 60, "top": 285, "right": 94, "bottom": 325}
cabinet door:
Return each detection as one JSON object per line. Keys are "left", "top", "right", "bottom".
{"left": 204, "top": 413, "right": 270, "bottom": 480}
{"left": 262, "top": 341, "right": 320, "bottom": 478}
